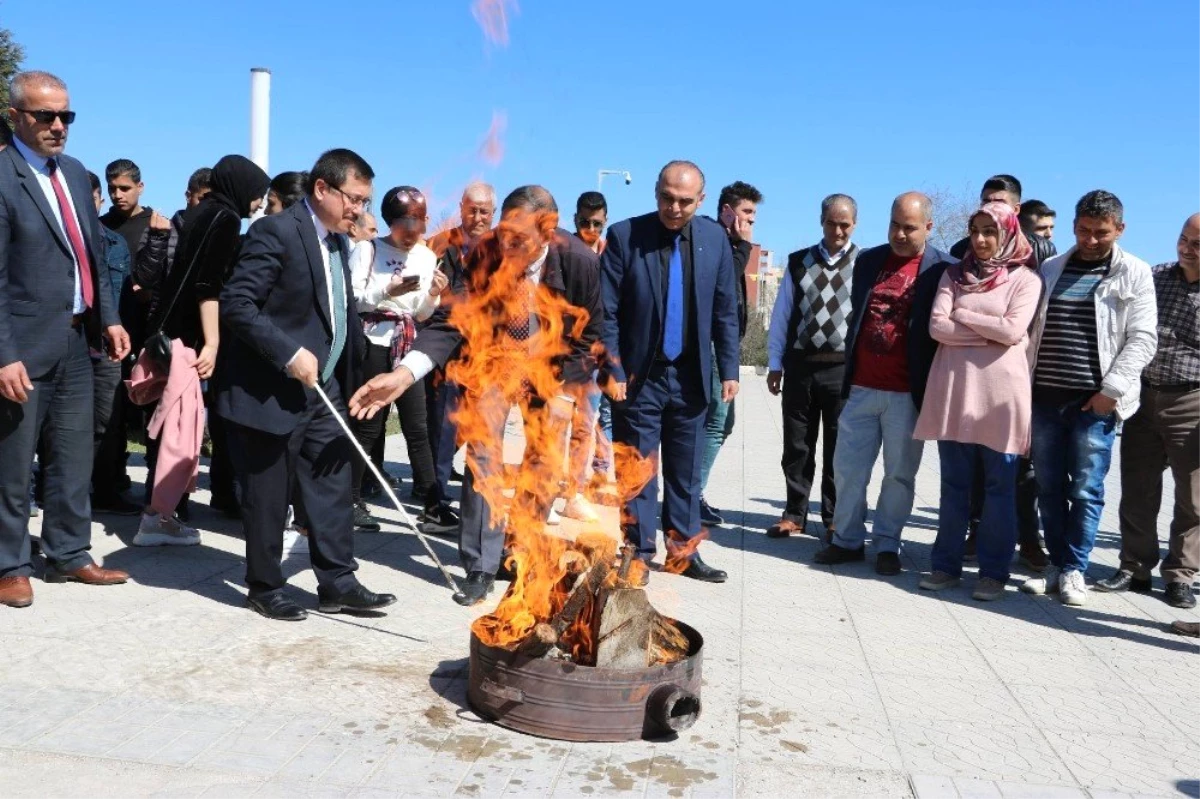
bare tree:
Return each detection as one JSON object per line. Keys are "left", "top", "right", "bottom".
{"left": 924, "top": 183, "right": 978, "bottom": 254}
{"left": 0, "top": 25, "right": 23, "bottom": 110}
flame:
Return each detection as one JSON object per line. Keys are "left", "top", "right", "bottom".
{"left": 662, "top": 530, "right": 710, "bottom": 575}
{"left": 477, "top": 111, "right": 507, "bottom": 168}
{"left": 472, "top": 0, "right": 519, "bottom": 48}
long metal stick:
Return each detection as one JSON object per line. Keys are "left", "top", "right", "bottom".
{"left": 314, "top": 384, "right": 460, "bottom": 594}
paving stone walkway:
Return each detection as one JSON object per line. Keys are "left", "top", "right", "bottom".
{"left": 2, "top": 370, "right": 1197, "bottom": 797}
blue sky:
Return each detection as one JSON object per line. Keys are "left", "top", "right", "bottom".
{"left": 5, "top": 0, "right": 1197, "bottom": 263}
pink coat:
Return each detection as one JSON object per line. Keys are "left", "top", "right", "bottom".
{"left": 914, "top": 267, "right": 1042, "bottom": 456}
{"left": 126, "top": 341, "right": 205, "bottom": 517}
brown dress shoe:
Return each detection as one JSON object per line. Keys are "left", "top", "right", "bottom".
{"left": 45, "top": 563, "right": 129, "bottom": 585}
{"left": 0, "top": 575, "right": 33, "bottom": 608}
{"left": 1170, "top": 620, "right": 1199, "bottom": 638}
{"left": 766, "top": 519, "right": 803, "bottom": 539}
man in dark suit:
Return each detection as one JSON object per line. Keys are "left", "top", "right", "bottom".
{"left": 600, "top": 160, "right": 740, "bottom": 584}
{"left": 350, "top": 186, "right": 603, "bottom": 606}
{"left": 0, "top": 71, "right": 132, "bottom": 608}
{"left": 814, "top": 191, "right": 956, "bottom": 577}
{"left": 215, "top": 148, "right": 394, "bottom": 621}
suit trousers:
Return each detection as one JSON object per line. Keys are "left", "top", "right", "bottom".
{"left": 458, "top": 390, "right": 561, "bottom": 574}
{"left": 0, "top": 325, "right": 95, "bottom": 577}
{"left": 226, "top": 377, "right": 360, "bottom": 598}
{"left": 612, "top": 360, "right": 707, "bottom": 558}
{"left": 424, "top": 371, "right": 461, "bottom": 511}
{"left": 780, "top": 357, "right": 845, "bottom": 527}
{"left": 1118, "top": 385, "right": 1199, "bottom": 584}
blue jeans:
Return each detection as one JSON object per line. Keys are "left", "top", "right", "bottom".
{"left": 1031, "top": 400, "right": 1117, "bottom": 573}
{"left": 932, "top": 441, "right": 1019, "bottom": 581}
{"left": 700, "top": 346, "right": 735, "bottom": 493}
{"left": 831, "top": 387, "right": 924, "bottom": 554}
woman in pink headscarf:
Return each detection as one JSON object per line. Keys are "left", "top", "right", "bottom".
{"left": 914, "top": 201, "right": 1043, "bottom": 601}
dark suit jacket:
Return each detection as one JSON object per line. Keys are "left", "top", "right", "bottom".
{"left": 413, "top": 228, "right": 602, "bottom": 389}
{"left": 841, "top": 244, "right": 956, "bottom": 410}
{"left": 0, "top": 144, "right": 118, "bottom": 377}
{"left": 215, "top": 201, "right": 364, "bottom": 436}
{"left": 600, "top": 212, "right": 740, "bottom": 403}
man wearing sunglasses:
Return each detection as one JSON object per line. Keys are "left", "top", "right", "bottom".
{"left": 0, "top": 71, "right": 133, "bottom": 608}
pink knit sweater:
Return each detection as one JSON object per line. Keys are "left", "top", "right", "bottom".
{"left": 914, "top": 267, "right": 1043, "bottom": 455}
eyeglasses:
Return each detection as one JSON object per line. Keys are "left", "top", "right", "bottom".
{"left": 15, "top": 109, "right": 76, "bottom": 125}
{"left": 329, "top": 184, "right": 371, "bottom": 211}
{"left": 577, "top": 219, "right": 605, "bottom": 229}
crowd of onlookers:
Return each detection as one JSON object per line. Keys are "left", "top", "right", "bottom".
{"left": 0, "top": 69, "right": 1195, "bottom": 636}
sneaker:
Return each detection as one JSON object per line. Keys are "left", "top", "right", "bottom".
{"left": 1017, "top": 544, "right": 1049, "bottom": 573}
{"left": 1020, "top": 565, "right": 1060, "bottom": 595}
{"left": 1059, "top": 569, "right": 1088, "bottom": 606}
{"left": 420, "top": 504, "right": 460, "bottom": 536}
{"left": 283, "top": 527, "right": 309, "bottom": 556}
{"left": 353, "top": 502, "right": 381, "bottom": 532}
{"left": 972, "top": 577, "right": 1007, "bottom": 601}
{"left": 546, "top": 505, "right": 562, "bottom": 525}
{"left": 699, "top": 497, "right": 724, "bottom": 526}
{"left": 561, "top": 493, "right": 600, "bottom": 523}
{"left": 919, "top": 571, "right": 960, "bottom": 591}
{"left": 133, "top": 512, "right": 201, "bottom": 547}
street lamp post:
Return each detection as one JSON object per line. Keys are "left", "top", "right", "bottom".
{"left": 597, "top": 169, "right": 632, "bottom": 191}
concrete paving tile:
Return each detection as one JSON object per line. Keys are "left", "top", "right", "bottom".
{"left": 952, "top": 777, "right": 1004, "bottom": 799}
{"left": 912, "top": 773, "right": 959, "bottom": 798}
{"left": 1039, "top": 729, "right": 1200, "bottom": 796}
{"left": 892, "top": 719, "right": 1076, "bottom": 785}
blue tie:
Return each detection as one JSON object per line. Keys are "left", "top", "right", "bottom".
{"left": 663, "top": 233, "right": 683, "bottom": 360}
{"left": 322, "top": 233, "right": 347, "bottom": 384}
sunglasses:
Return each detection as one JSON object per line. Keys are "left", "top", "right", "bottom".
{"left": 16, "top": 109, "right": 76, "bottom": 125}
{"left": 577, "top": 219, "right": 604, "bottom": 229}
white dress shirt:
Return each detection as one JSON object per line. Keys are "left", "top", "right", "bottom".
{"left": 12, "top": 137, "right": 85, "bottom": 313}
{"left": 288, "top": 200, "right": 346, "bottom": 367}
{"left": 767, "top": 240, "right": 853, "bottom": 371}
{"left": 348, "top": 238, "right": 441, "bottom": 346}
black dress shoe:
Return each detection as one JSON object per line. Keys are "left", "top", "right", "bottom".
{"left": 495, "top": 558, "right": 517, "bottom": 582}
{"left": 248, "top": 593, "right": 307, "bottom": 621}
{"left": 450, "top": 468, "right": 465, "bottom": 484}
{"left": 453, "top": 571, "right": 495, "bottom": 606}
{"left": 1165, "top": 582, "right": 1196, "bottom": 609}
{"left": 875, "top": 552, "right": 902, "bottom": 576}
{"left": 91, "top": 493, "right": 142, "bottom": 516}
{"left": 210, "top": 495, "right": 242, "bottom": 520}
{"left": 1095, "top": 569, "right": 1152, "bottom": 594}
{"left": 319, "top": 584, "right": 397, "bottom": 614}
{"left": 814, "top": 543, "right": 865, "bottom": 565}
{"left": 699, "top": 497, "right": 724, "bottom": 526}
{"left": 353, "top": 501, "right": 381, "bottom": 532}
{"left": 680, "top": 555, "right": 727, "bottom": 583}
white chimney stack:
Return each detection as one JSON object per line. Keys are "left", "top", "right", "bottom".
{"left": 249, "top": 68, "right": 271, "bottom": 174}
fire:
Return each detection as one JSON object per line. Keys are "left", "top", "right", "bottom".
{"left": 662, "top": 530, "right": 710, "bottom": 575}
{"left": 472, "top": 0, "right": 519, "bottom": 48}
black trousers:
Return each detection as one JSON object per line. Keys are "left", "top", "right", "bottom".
{"left": 969, "top": 454, "right": 1040, "bottom": 547}
{"left": 206, "top": 392, "right": 237, "bottom": 506}
{"left": 780, "top": 357, "right": 845, "bottom": 527}
{"left": 226, "top": 378, "right": 359, "bottom": 598}
{"left": 425, "top": 370, "right": 461, "bottom": 509}
{"left": 0, "top": 325, "right": 95, "bottom": 577}
{"left": 349, "top": 343, "right": 435, "bottom": 503}
{"left": 91, "top": 356, "right": 127, "bottom": 499}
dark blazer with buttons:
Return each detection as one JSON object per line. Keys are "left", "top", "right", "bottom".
{"left": 214, "top": 200, "right": 364, "bottom": 436}
{"left": 0, "top": 143, "right": 118, "bottom": 377}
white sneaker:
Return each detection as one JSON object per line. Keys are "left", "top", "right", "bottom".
{"left": 1059, "top": 569, "right": 1088, "bottom": 606}
{"left": 546, "top": 504, "right": 562, "bottom": 525}
{"left": 1020, "top": 565, "right": 1060, "bottom": 595}
{"left": 133, "top": 512, "right": 201, "bottom": 547}
{"left": 561, "top": 493, "right": 600, "bottom": 523}
{"left": 283, "top": 527, "right": 309, "bottom": 556}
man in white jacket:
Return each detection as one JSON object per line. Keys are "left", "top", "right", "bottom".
{"left": 1021, "top": 190, "right": 1158, "bottom": 606}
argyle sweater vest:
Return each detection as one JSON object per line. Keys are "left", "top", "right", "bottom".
{"left": 783, "top": 243, "right": 859, "bottom": 356}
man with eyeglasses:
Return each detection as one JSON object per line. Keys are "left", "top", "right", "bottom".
{"left": 1098, "top": 213, "right": 1200, "bottom": 610}
{"left": 215, "top": 148, "right": 395, "bottom": 622}
{"left": 598, "top": 160, "right": 741, "bottom": 584}
{"left": 0, "top": 71, "right": 132, "bottom": 608}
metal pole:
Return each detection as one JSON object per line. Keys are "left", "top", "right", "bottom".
{"left": 250, "top": 68, "right": 271, "bottom": 174}
{"left": 313, "top": 384, "right": 461, "bottom": 595}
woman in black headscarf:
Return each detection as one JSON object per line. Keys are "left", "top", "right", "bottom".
{"left": 135, "top": 154, "right": 269, "bottom": 544}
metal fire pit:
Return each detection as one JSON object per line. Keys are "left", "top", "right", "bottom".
{"left": 467, "top": 621, "right": 703, "bottom": 742}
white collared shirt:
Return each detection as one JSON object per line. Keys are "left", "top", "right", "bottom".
{"left": 12, "top": 137, "right": 85, "bottom": 313}
{"left": 818, "top": 240, "right": 852, "bottom": 265}
{"left": 289, "top": 199, "right": 348, "bottom": 368}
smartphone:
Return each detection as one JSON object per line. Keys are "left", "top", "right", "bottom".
{"left": 719, "top": 204, "right": 736, "bottom": 229}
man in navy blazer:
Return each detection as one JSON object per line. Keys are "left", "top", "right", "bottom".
{"left": 814, "top": 191, "right": 956, "bottom": 576}
{"left": 600, "top": 161, "right": 740, "bottom": 584}
{"left": 0, "top": 71, "right": 132, "bottom": 608}
{"left": 215, "top": 149, "right": 391, "bottom": 622}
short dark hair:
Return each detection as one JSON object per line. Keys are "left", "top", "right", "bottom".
{"left": 87, "top": 171, "right": 101, "bottom": 194}
{"left": 1075, "top": 190, "right": 1123, "bottom": 224}
{"left": 1019, "top": 199, "right": 1055, "bottom": 224}
{"left": 502, "top": 185, "right": 557, "bottom": 215}
{"left": 576, "top": 191, "right": 607, "bottom": 215}
{"left": 980, "top": 174, "right": 1022, "bottom": 202}
{"left": 717, "top": 181, "right": 762, "bottom": 211}
{"left": 269, "top": 171, "right": 308, "bottom": 210}
{"left": 187, "top": 167, "right": 213, "bottom": 194}
{"left": 820, "top": 193, "right": 858, "bottom": 222}
{"left": 379, "top": 186, "right": 425, "bottom": 227}
{"left": 306, "top": 148, "right": 374, "bottom": 195}
{"left": 105, "top": 159, "right": 141, "bottom": 184}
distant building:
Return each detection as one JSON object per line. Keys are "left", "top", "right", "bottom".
{"left": 745, "top": 246, "right": 775, "bottom": 312}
